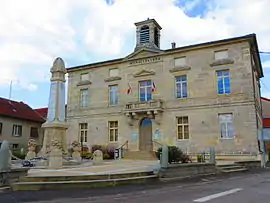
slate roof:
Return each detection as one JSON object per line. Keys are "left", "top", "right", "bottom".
{"left": 0, "top": 97, "right": 45, "bottom": 123}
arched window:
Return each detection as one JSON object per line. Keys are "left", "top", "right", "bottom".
{"left": 154, "top": 27, "right": 159, "bottom": 46}
{"left": 140, "top": 25, "right": 150, "bottom": 44}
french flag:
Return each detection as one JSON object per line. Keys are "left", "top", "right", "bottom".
{"left": 151, "top": 81, "right": 156, "bottom": 92}
{"left": 127, "top": 83, "right": 132, "bottom": 94}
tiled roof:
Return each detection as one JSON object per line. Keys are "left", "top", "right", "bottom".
{"left": 261, "top": 97, "right": 270, "bottom": 102}
{"left": 263, "top": 118, "right": 270, "bottom": 128}
{"left": 0, "top": 97, "right": 45, "bottom": 123}
{"left": 34, "top": 107, "right": 48, "bottom": 119}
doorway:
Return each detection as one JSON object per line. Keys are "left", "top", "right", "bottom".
{"left": 139, "top": 118, "right": 153, "bottom": 151}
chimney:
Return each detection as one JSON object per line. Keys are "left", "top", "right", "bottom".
{"left": 171, "top": 42, "right": 176, "bottom": 49}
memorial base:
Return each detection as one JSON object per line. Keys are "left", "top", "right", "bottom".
{"left": 39, "top": 122, "right": 68, "bottom": 160}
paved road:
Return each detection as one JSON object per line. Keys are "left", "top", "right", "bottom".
{"left": 1, "top": 171, "right": 270, "bottom": 203}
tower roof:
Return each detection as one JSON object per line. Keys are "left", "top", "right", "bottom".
{"left": 134, "top": 18, "right": 162, "bottom": 30}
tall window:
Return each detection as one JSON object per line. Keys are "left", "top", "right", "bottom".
{"left": 0, "top": 122, "right": 2, "bottom": 135}
{"left": 109, "top": 85, "right": 118, "bottom": 105}
{"left": 139, "top": 80, "right": 152, "bottom": 102}
{"left": 175, "top": 76, "right": 187, "bottom": 98}
{"left": 140, "top": 25, "right": 150, "bottom": 44}
{"left": 177, "top": 116, "right": 189, "bottom": 140}
{"left": 80, "top": 89, "right": 89, "bottom": 107}
{"left": 154, "top": 27, "right": 159, "bottom": 47}
{"left": 30, "top": 127, "right": 39, "bottom": 138}
{"left": 218, "top": 113, "right": 234, "bottom": 139}
{"left": 12, "top": 125, "right": 22, "bottom": 137}
{"left": 216, "top": 70, "right": 231, "bottom": 94}
{"left": 79, "top": 123, "right": 88, "bottom": 143}
{"left": 109, "top": 121, "right": 118, "bottom": 142}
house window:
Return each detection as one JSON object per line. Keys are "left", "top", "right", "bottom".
{"left": 216, "top": 70, "right": 231, "bottom": 94}
{"left": 12, "top": 125, "right": 22, "bottom": 137}
{"left": 30, "top": 127, "right": 39, "bottom": 138}
{"left": 0, "top": 122, "right": 2, "bottom": 135}
{"left": 79, "top": 123, "right": 88, "bottom": 143}
{"left": 175, "top": 75, "right": 187, "bottom": 98}
{"left": 214, "top": 50, "right": 228, "bottom": 60}
{"left": 174, "top": 57, "right": 186, "bottom": 67}
{"left": 140, "top": 25, "right": 150, "bottom": 44}
{"left": 218, "top": 113, "right": 234, "bottom": 139}
{"left": 80, "top": 73, "right": 89, "bottom": 81}
{"left": 12, "top": 144, "right": 18, "bottom": 150}
{"left": 109, "top": 69, "right": 119, "bottom": 77}
{"left": 80, "top": 89, "right": 89, "bottom": 107}
{"left": 177, "top": 116, "right": 189, "bottom": 140}
{"left": 109, "top": 85, "right": 119, "bottom": 105}
{"left": 139, "top": 80, "right": 152, "bottom": 102}
{"left": 109, "top": 121, "right": 118, "bottom": 142}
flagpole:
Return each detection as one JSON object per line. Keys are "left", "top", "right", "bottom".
{"left": 9, "top": 80, "right": 13, "bottom": 100}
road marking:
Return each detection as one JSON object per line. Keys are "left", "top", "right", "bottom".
{"left": 193, "top": 188, "right": 243, "bottom": 202}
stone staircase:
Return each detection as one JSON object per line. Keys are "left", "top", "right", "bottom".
{"left": 12, "top": 171, "right": 158, "bottom": 191}
{"left": 217, "top": 164, "right": 248, "bottom": 173}
{"left": 123, "top": 151, "right": 158, "bottom": 160}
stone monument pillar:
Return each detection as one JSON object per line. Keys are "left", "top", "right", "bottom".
{"left": 38, "top": 57, "right": 68, "bottom": 168}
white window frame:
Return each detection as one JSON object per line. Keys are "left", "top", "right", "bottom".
{"left": 109, "top": 121, "right": 118, "bottom": 142}
{"left": 218, "top": 113, "right": 234, "bottom": 139}
{"left": 109, "top": 68, "right": 119, "bottom": 77}
{"left": 174, "top": 57, "right": 186, "bottom": 67}
{"left": 214, "top": 50, "right": 228, "bottom": 60}
{"left": 80, "top": 89, "right": 89, "bottom": 107}
{"left": 80, "top": 73, "right": 89, "bottom": 81}
{"left": 12, "top": 124, "right": 22, "bottom": 137}
{"left": 139, "top": 80, "right": 152, "bottom": 102}
{"left": 176, "top": 116, "right": 189, "bottom": 140}
{"left": 109, "top": 85, "right": 119, "bottom": 106}
{"left": 175, "top": 75, "right": 187, "bottom": 98}
{"left": 79, "top": 123, "right": 88, "bottom": 143}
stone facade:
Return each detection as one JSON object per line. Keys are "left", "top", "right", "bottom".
{"left": 66, "top": 19, "right": 263, "bottom": 154}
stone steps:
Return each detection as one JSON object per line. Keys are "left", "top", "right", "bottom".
{"left": 123, "top": 151, "right": 158, "bottom": 161}
{"left": 12, "top": 171, "right": 158, "bottom": 191}
{"left": 217, "top": 164, "right": 248, "bottom": 173}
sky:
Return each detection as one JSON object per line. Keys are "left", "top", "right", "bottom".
{"left": 0, "top": 0, "right": 270, "bottom": 109}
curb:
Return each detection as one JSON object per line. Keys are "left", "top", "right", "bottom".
{"left": 0, "top": 186, "right": 11, "bottom": 193}
{"left": 158, "top": 168, "right": 269, "bottom": 184}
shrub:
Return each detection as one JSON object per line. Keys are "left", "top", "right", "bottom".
{"left": 91, "top": 145, "right": 102, "bottom": 152}
{"left": 91, "top": 144, "right": 116, "bottom": 160}
{"left": 103, "top": 153, "right": 110, "bottom": 159}
{"left": 12, "top": 151, "right": 26, "bottom": 160}
{"left": 156, "top": 146, "right": 190, "bottom": 164}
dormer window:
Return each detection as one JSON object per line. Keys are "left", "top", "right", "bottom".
{"left": 109, "top": 68, "right": 119, "bottom": 77}
{"left": 140, "top": 25, "right": 150, "bottom": 44}
{"left": 214, "top": 50, "right": 228, "bottom": 60}
{"left": 80, "top": 73, "right": 89, "bottom": 81}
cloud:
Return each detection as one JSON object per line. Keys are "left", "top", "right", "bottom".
{"left": 0, "top": 0, "right": 270, "bottom": 92}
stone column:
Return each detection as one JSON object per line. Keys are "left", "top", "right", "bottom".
{"left": 38, "top": 57, "right": 69, "bottom": 167}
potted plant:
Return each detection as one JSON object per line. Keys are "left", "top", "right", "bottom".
{"left": 197, "top": 154, "right": 202, "bottom": 162}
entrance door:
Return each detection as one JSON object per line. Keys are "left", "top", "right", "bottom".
{"left": 139, "top": 118, "right": 153, "bottom": 151}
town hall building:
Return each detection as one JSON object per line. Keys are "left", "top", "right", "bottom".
{"left": 66, "top": 18, "right": 263, "bottom": 155}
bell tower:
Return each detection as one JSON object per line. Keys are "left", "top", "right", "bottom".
{"left": 134, "top": 18, "right": 162, "bottom": 51}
